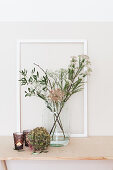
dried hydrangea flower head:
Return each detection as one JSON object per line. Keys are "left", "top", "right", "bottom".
{"left": 48, "top": 88, "right": 64, "bottom": 102}
{"left": 28, "top": 127, "right": 50, "bottom": 153}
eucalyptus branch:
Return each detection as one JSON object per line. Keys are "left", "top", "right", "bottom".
{"left": 34, "top": 63, "right": 52, "bottom": 90}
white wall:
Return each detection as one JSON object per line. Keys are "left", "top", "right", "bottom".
{"left": 0, "top": 0, "right": 113, "bottom": 21}
{"left": 0, "top": 22, "right": 113, "bottom": 136}
{"left": 0, "top": 22, "right": 113, "bottom": 169}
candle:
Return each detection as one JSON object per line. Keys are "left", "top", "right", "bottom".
{"left": 23, "top": 130, "right": 31, "bottom": 147}
{"left": 13, "top": 132, "right": 24, "bottom": 150}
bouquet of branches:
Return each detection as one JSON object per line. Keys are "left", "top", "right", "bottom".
{"left": 20, "top": 55, "right": 91, "bottom": 138}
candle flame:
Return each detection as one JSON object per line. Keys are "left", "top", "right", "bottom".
{"left": 16, "top": 142, "right": 22, "bottom": 146}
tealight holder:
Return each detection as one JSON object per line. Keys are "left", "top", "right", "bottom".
{"left": 23, "top": 130, "right": 31, "bottom": 147}
{"left": 13, "top": 132, "right": 24, "bottom": 150}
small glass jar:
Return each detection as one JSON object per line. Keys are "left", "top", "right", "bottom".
{"left": 23, "top": 130, "right": 31, "bottom": 147}
{"left": 13, "top": 132, "right": 24, "bottom": 150}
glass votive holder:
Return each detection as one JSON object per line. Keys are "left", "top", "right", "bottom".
{"left": 13, "top": 132, "right": 24, "bottom": 150}
{"left": 23, "top": 130, "right": 31, "bottom": 147}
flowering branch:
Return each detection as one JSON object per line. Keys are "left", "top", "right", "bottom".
{"left": 20, "top": 55, "right": 92, "bottom": 138}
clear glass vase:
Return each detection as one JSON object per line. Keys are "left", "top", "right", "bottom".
{"left": 43, "top": 107, "right": 70, "bottom": 147}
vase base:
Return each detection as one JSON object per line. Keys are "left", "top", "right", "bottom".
{"left": 50, "top": 136, "right": 69, "bottom": 147}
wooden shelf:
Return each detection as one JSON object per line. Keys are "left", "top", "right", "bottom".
{"left": 0, "top": 136, "right": 113, "bottom": 160}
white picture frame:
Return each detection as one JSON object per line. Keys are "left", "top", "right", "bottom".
{"left": 16, "top": 39, "right": 88, "bottom": 137}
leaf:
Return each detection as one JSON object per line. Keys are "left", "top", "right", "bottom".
{"left": 19, "top": 77, "right": 27, "bottom": 85}
{"left": 28, "top": 88, "right": 30, "bottom": 92}
{"left": 42, "top": 87, "right": 47, "bottom": 91}
{"left": 72, "top": 88, "right": 84, "bottom": 94}
{"left": 25, "top": 93, "right": 28, "bottom": 97}
{"left": 31, "top": 89, "right": 35, "bottom": 94}
{"left": 25, "top": 92, "right": 31, "bottom": 97}
{"left": 64, "top": 81, "right": 70, "bottom": 91}
{"left": 72, "top": 78, "right": 82, "bottom": 91}
{"left": 37, "top": 71, "right": 39, "bottom": 77}
{"left": 37, "top": 93, "right": 46, "bottom": 101}
{"left": 33, "top": 75, "right": 37, "bottom": 81}
{"left": 32, "top": 68, "right": 35, "bottom": 73}
{"left": 47, "top": 105, "right": 52, "bottom": 112}
{"left": 29, "top": 77, "right": 33, "bottom": 83}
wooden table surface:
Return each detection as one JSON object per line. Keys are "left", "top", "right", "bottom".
{"left": 0, "top": 136, "right": 113, "bottom": 160}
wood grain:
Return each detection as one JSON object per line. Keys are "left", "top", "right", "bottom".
{"left": 0, "top": 136, "right": 113, "bottom": 160}
{"left": 1, "top": 160, "right": 7, "bottom": 170}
